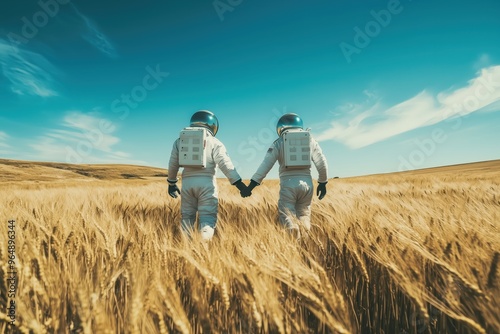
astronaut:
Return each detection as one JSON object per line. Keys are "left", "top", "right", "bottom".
{"left": 244, "top": 113, "right": 328, "bottom": 234}
{"left": 167, "top": 110, "right": 247, "bottom": 241}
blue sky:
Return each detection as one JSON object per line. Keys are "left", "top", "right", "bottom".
{"left": 0, "top": 0, "right": 499, "bottom": 178}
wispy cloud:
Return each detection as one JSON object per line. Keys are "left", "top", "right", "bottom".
{"left": 0, "top": 131, "right": 11, "bottom": 154}
{"left": 473, "top": 54, "right": 491, "bottom": 71}
{"left": 70, "top": 5, "right": 117, "bottom": 58}
{"left": 317, "top": 65, "right": 500, "bottom": 148}
{"left": 0, "top": 39, "right": 59, "bottom": 97}
{"left": 30, "top": 112, "right": 143, "bottom": 164}
{"left": 0, "top": 131, "right": 9, "bottom": 146}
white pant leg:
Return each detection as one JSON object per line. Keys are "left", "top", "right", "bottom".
{"left": 278, "top": 176, "right": 313, "bottom": 231}
{"left": 296, "top": 178, "right": 313, "bottom": 231}
{"left": 180, "top": 177, "right": 198, "bottom": 237}
{"left": 278, "top": 177, "right": 298, "bottom": 230}
{"left": 180, "top": 176, "right": 218, "bottom": 241}
{"left": 198, "top": 177, "right": 218, "bottom": 241}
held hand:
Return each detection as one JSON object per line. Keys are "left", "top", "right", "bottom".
{"left": 168, "top": 184, "right": 181, "bottom": 198}
{"left": 241, "top": 180, "right": 259, "bottom": 198}
{"left": 240, "top": 186, "right": 252, "bottom": 198}
{"left": 233, "top": 180, "right": 250, "bottom": 198}
{"left": 316, "top": 182, "right": 327, "bottom": 200}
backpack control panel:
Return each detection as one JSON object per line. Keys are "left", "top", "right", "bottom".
{"left": 283, "top": 129, "right": 311, "bottom": 168}
{"left": 179, "top": 127, "right": 207, "bottom": 168}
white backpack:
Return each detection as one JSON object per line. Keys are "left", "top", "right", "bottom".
{"left": 282, "top": 129, "right": 311, "bottom": 168}
{"left": 178, "top": 127, "right": 207, "bottom": 168}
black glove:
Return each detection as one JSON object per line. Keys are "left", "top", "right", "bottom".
{"left": 168, "top": 184, "right": 181, "bottom": 198}
{"left": 316, "top": 182, "right": 327, "bottom": 200}
{"left": 241, "top": 180, "right": 259, "bottom": 198}
{"left": 233, "top": 179, "right": 249, "bottom": 198}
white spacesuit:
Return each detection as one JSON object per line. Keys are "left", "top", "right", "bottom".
{"left": 167, "top": 110, "right": 246, "bottom": 241}
{"left": 247, "top": 113, "right": 328, "bottom": 232}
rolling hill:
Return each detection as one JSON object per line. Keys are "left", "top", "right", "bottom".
{"left": 0, "top": 159, "right": 168, "bottom": 183}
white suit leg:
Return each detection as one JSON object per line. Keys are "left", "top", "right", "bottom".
{"left": 180, "top": 178, "right": 198, "bottom": 237}
{"left": 296, "top": 178, "right": 313, "bottom": 231}
{"left": 197, "top": 177, "right": 218, "bottom": 241}
{"left": 180, "top": 177, "right": 218, "bottom": 241}
{"left": 278, "top": 178, "right": 298, "bottom": 230}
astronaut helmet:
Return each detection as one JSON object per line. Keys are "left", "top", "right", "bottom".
{"left": 276, "top": 113, "right": 303, "bottom": 136}
{"left": 190, "top": 110, "right": 219, "bottom": 136}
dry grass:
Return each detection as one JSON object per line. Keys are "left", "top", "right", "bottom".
{"left": 0, "top": 160, "right": 499, "bottom": 333}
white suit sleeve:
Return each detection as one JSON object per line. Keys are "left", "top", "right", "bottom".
{"left": 311, "top": 138, "right": 328, "bottom": 183}
{"left": 251, "top": 141, "right": 279, "bottom": 184}
{"left": 213, "top": 140, "right": 241, "bottom": 184}
{"left": 167, "top": 139, "right": 180, "bottom": 182}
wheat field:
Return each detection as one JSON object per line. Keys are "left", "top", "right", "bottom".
{"left": 0, "top": 160, "right": 499, "bottom": 333}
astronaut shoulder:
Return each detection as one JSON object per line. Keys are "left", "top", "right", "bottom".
{"left": 275, "top": 137, "right": 285, "bottom": 148}
{"left": 310, "top": 136, "right": 323, "bottom": 149}
{"left": 266, "top": 138, "right": 281, "bottom": 154}
{"left": 210, "top": 136, "right": 224, "bottom": 148}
